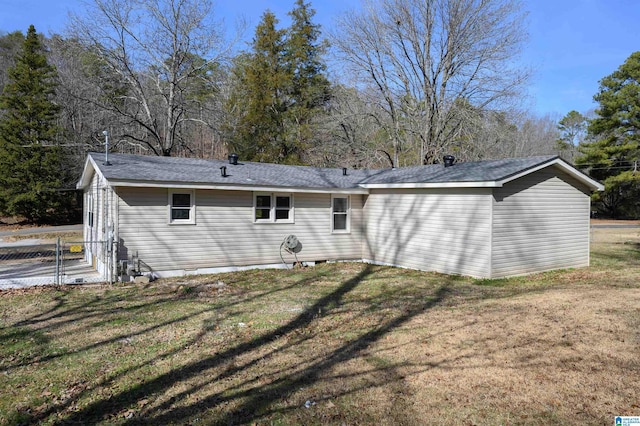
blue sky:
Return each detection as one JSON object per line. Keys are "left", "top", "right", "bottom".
{"left": 1, "top": 0, "right": 639, "bottom": 118}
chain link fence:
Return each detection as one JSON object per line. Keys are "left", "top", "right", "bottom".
{"left": 0, "top": 239, "right": 106, "bottom": 289}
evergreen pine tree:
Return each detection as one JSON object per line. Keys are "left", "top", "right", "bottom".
{"left": 0, "top": 25, "right": 64, "bottom": 223}
{"left": 225, "top": 2, "right": 330, "bottom": 164}
{"left": 286, "top": 0, "right": 331, "bottom": 114}
{"left": 555, "top": 110, "right": 586, "bottom": 160}
{"left": 577, "top": 51, "right": 640, "bottom": 218}
{"left": 227, "top": 12, "right": 294, "bottom": 163}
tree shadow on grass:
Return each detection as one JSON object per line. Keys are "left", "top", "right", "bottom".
{"left": 592, "top": 248, "right": 640, "bottom": 269}
{"left": 0, "top": 269, "right": 332, "bottom": 422}
{"left": 1, "top": 272, "right": 324, "bottom": 372}
{"left": 155, "top": 284, "right": 452, "bottom": 425}
{"left": 42, "top": 264, "right": 453, "bottom": 425}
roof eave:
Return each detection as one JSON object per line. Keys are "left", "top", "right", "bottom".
{"left": 107, "top": 179, "right": 369, "bottom": 194}
{"left": 359, "top": 181, "right": 501, "bottom": 189}
{"left": 76, "top": 155, "right": 101, "bottom": 190}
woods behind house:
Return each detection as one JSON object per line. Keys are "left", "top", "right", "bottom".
{"left": 0, "top": 0, "right": 638, "bottom": 222}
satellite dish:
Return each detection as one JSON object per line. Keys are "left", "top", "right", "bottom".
{"left": 284, "top": 234, "right": 299, "bottom": 250}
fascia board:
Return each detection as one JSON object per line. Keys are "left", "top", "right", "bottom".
{"left": 359, "top": 181, "right": 500, "bottom": 189}
{"left": 497, "top": 158, "right": 605, "bottom": 191}
{"left": 76, "top": 156, "right": 103, "bottom": 190}
{"left": 107, "top": 179, "right": 369, "bottom": 194}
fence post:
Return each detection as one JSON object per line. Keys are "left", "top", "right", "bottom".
{"left": 55, "top": 237, "right": 60, "bottom": 285}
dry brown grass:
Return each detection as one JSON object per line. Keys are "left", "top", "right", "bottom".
{"left": 375, "top": 288, "right": 639, "bottom": 424}
{"left": 1, "top": 231, "right": 82, "bottom": 243}
{"left": 1, "top": 227, "right": 639, "bottom": 425}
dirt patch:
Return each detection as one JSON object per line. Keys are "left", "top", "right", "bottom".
{"left": 0, "top": 216, "right": 23, "bottom": 225}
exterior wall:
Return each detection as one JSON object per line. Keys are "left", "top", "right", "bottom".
{"left": 115, "top": 188, "right": 364, "bottom": 275}
{"left": 83, "top": 172, "right": 116, "bottom": 278}
{"left": 101, "top": 164, "right": 593, "bottom": 279}
{"left": 363, "top": 188, "right": 492, "bottom": 277}
{"left": 491, "top": 166, "right": 592, "bottom": 277}
{"left": 83, "top": 172, "right": 100, "bottom": 252}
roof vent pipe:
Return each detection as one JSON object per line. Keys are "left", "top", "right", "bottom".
{"left": 342, "top": 167, "right": 347, "bottom": 176}
{"left": 220, "top": 166, "right": 227, "bottom": 177}
{"left": 228, "top": 153, "right": 239, "bottom": 165}
{"left": 102, "top": 130, "right": 111, "bottom": 166}
{"left": 443, "top": 155, "right": 455, "bottom": 167}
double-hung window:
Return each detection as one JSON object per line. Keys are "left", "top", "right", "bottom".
{"left": 169, "top": 190, "right": 195, "bottom": 224}
{"left": 254, "top": 193, "right": 293, "bottom": 223}
{"left": 331, "top": 195, "right": 350, "bottom": 233}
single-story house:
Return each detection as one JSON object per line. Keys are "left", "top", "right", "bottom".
{"left": 76, "top": 152, "right": 604, "bottom": 281}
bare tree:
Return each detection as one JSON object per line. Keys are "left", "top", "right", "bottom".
{"left": 48, "top": 37, "right": 113, "bottom": 140}
{"left": 69, "top": 0, "right": 240, "bottom": 156}
{"left": 310, "top": 84, "right": 393, "bottom": 168}
{"left": 512, "top": 113, "right": 561, "bottom": 158}
{"left": 332, "top": 0, "right": 529, "bottom": 166}
{"left": 0, "top": 31, "right": 25, "bottom": 94}
{"left": 458, "top": 109, "right": 560, "bottom": 160}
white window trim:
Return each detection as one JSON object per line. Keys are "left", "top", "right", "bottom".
{"left": 168, "top": 189, "right": 196, "bottom": 225}
{"left": 254, "top": 192, "right": 273, "bottom": 223}
{"left": 331, "top": 194, "right": 350, "bottom": 234}
{"left": 253, "top": 192, "right": 294, "bottom": 224}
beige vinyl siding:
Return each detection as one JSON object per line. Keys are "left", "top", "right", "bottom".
{"left": 83, "top": 172, "right": 118, "bottom": 276}
{"left": 363, "top": 188, "right": 492, "bottom": 277}
{"left": 116, "top": 188, "right": 363, "bottom": 272}
{"left": 491, "top": 166, "right": 591, "bottom": 277}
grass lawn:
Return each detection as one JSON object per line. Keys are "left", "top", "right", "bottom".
{"left": 1, "top": 227, "right": 639, "bottom": 425}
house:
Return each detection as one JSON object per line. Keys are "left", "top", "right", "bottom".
{"left": 76, "top": 152, "right": 604, "bottom": 281}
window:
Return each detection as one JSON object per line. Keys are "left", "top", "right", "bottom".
{"left": 332, "top": 195, "right": 350, "bottom": 233}
{"left": 254, "top": 193, "right": 293, "bottom": 223}
{"left": 169, "top": 190, "right": 195, "bottom": 224}
{"left": 255, "top": 194, "right": 271, "bottom": 221}
{"left": 87, "top": 192, "right": 94, "bottom": 228}
{"left": 275, "top": 195, "right": 291, "bottom": 220}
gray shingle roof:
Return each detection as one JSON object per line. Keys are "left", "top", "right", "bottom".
{"left": 85, "top": 152, "right": 560, "bottom": 189}
{"left": 359, "top": 155, "right": 559, "bottom": 184}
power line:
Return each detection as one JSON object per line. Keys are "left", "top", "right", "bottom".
{"left": 579, "top": 165, "right": 638, "bottom": 170}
